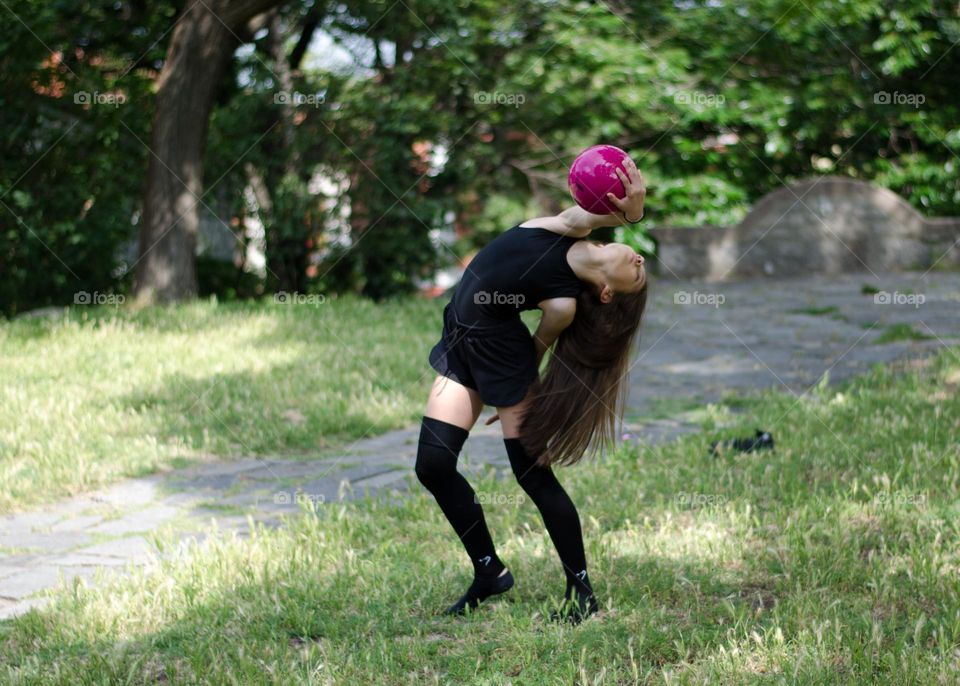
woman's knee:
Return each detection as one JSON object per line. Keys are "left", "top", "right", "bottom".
{"left": 415, "top": 416, "right": 469, "bottom": 488}
{"left": 510, "top": 461, "right": 556, "bottom": 494}
{"left": 503, "top": 437, "right": 555, "bottom": 491}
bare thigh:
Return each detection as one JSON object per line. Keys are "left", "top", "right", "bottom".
{"left": 497, "top": 392, "right": 533, "bottom": 440}
{"left": 424, "top": 375, "right": 484, "bottom": 431}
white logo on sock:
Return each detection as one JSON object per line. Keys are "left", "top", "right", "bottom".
{"left": 479, "top": 555, "right": 492, "bottom": 566}
{"left": 576, "top": 569, "right": 587, "bottom": 580}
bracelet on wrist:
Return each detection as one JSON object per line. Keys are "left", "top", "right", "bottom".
{"left": 623, "top": 210, "right": 644, "bottom": 224}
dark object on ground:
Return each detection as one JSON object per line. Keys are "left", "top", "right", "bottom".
{"left": 710, "top": 430, "right": 774, "bottom": 455}
{"left": 549, "top": 590, "right": 599, "bottom": 625}
{"left": 444, "top": 569, "right": 515, "bottom": 616}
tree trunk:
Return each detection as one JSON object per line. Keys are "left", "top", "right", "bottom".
{"left": 134, "top": 0, "right": 286, "bottom": 304}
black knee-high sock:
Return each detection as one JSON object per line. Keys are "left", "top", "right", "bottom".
{"left": 504, "top": 438, "right": 598, "bottom": 621}
{"left": 415, "top": 417, "right": 511, "bottom": 613}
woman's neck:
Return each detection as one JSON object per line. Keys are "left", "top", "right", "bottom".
{"left": 566, "top": 241, "right": 605, "bottom": 289}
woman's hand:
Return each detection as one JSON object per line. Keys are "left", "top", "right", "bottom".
{"left": 606, "top": 157, "right": 646, "bottom": 223}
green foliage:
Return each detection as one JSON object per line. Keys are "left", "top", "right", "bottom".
{"left": 651, "top": 175, "right": 750, "bottom": 226}
{"left": 195, "top": 257, "right": 263, "bottom": 300}
{"left": 3, "top": 0, "right": 958, "bottom": 311}
{"left": 455, "top": 193, "right": 541, "bottom": 254}
{"left": 0, "top": 1, "right": 176, "bottom": 316}
{"left": 613, "top": 224, "right": 656, "bottom": 256}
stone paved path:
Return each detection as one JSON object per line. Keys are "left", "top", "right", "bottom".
{"left": 2, "top": 271, "right": 958, "bottom": 619}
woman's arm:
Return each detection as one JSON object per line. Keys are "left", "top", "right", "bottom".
{"left": 521, "top": 206, "right": 620, "bottom": 238}
{"left": 532, "top": 297, "right": 577, "bottom": 367}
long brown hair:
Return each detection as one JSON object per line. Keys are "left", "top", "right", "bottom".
{"left": 519, "top": 283, "right": 648, "bottom": 467}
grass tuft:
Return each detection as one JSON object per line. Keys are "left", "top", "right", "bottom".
{"left": 0, "top": 297, "right": 443, "bottom": 511}
{"left": 2, "top": 347, "right": 958, "bottom": 684}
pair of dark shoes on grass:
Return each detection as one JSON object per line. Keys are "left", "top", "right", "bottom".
{"left": 710, "top": 429, "right": 774, "bottom": 456}
{"left": 443, "top": 568, "right": 598, "bottom": 625}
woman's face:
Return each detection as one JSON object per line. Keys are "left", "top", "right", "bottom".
{"left": 596, "top": 242, "right": 646, "bottom": 294}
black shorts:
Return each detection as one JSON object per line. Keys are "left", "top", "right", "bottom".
{"left": 428, "top": 302, "right": 538, "bottom": 407}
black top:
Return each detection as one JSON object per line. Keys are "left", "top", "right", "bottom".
{"left": 451, "top": 225, "right": 584, "bottom": 325}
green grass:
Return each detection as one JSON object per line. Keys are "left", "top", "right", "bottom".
{"left": 787, "top": 305, "right": 841, "bottom": 317}
{"left": 787, "top": 305, "right": 851, "bottom": 324}
{"left": 623, "top": 395, "right": 706, "bottom": 423}
{"left": 873, "top": 323, "right": 934, "bottom": 344}
{"left": 0, "top": 296, "right": 443, "bottom": 512}
{"left": 1, "top": 348, "right": 958, "bottom": 684}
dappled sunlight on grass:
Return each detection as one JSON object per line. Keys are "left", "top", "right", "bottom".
{"left": 600, "top": 512, "right": 743, "bottom": 568}
{"left": 0, "top": 297, "right": 442, "bottom": 511}
{"left": 2, "top": 347, "right": 959, "bottom": 683}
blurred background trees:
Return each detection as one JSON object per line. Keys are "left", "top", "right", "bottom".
{"left": 2, "top": 0, "right": 958, "bottom": 314}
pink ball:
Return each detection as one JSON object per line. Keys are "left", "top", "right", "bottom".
{"left": 567, "top": 144, "right": 633, "bottom": 215}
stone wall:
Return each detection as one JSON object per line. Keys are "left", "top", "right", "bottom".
{"left": 648, "top": 177, "right": 960, "bottom": 280}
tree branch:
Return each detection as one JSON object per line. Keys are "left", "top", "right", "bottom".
{"left": 289, "top": 3, "right": 322, "bottom": 70}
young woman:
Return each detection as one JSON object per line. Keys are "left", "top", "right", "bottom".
{"left": 415, "top": 158, "right": 649, "bottom": 624}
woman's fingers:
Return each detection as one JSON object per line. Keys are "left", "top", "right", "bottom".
{"left": 633, "top": 163, "right": 646, "bottom": 193}
{"left": 616, "top": 167, "right": 644, "bottom": 201}
{"left": 620, "top": 157, "right": 644, "bottom": 189}
{"left": 484, "top": 413, "right": 500, "bottom": 425}
{"left": 606, "top": 192, "right": 627, "bottom": 209}
{"left": 611, "top": 161, "right": 645, "bottom": 211}
{"left": 615, "top": 166, "right": 631, "bottom": 190}
{"left": 617, "top": 165, "right": 645, "bottom": 196}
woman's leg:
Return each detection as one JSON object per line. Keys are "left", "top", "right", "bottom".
{"left": 416, "top": 376, "right": 512, "bottom": 614}
{"left": 498, "top": 398, "right": 598, "bottom": 622}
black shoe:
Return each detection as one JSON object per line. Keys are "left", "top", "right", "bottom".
{"left": 710, "top": 429, "right": 774, "bottom": 456}
{"left": 444, "top": 569, "right": 515, "bottom": 616}
{"left": 548, "top": 591, "right": 599, "bottom": 625}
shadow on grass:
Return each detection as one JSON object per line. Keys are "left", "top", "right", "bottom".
{"left": 0, "top": 545, "right": 792, "bottom": 683}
